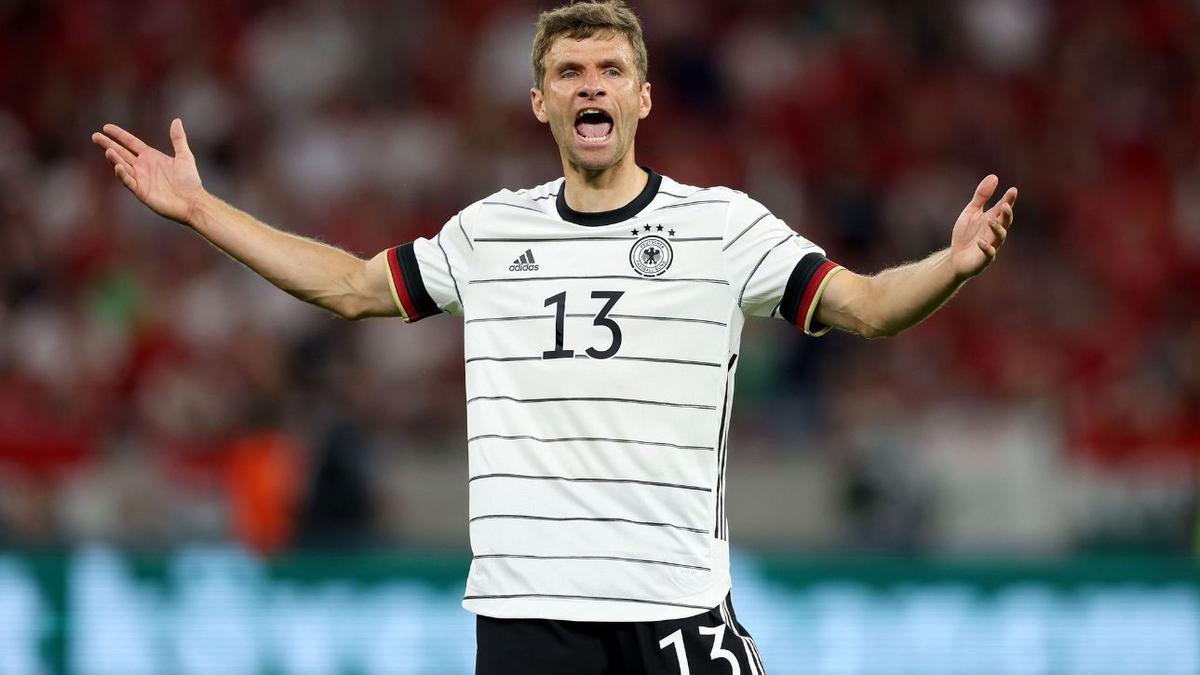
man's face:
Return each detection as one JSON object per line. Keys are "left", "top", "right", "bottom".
{"left": 531, "top": 33, "right": 652, "bottom": 173}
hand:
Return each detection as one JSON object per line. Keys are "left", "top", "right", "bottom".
{"left": 950, "top": 174, "right": 1017, "bottom": 280}
{"left": 91, "top": 118, "right": 205, "bottom": 225}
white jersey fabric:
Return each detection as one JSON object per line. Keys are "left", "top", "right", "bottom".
{"left": 384, "top": 170, "right": 842, "bottom": 622}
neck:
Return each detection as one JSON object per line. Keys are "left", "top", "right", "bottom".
{"left": 561, "top": 151, "right": 648, "bottom": 213}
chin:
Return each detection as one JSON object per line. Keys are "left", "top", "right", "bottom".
{"left": 569, "top": 146, "right": 625, "bottom": 173}
{"left": 574, "top": 157, "right": 618, "bottom": 173}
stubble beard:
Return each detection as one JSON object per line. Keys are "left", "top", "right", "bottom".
{"left": 569, "top": 147, "right": 621, "bottom": 173}
{"left": 560, "top": 123, "right": 634, "bottom": 175}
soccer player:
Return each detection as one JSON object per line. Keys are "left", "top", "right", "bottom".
{"left": 91, "top": 1, "right": 1016, "bottom": 672}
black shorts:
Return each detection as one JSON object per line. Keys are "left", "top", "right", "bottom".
{"left": 475, "top": 593, "right": 766, "bottom": 675}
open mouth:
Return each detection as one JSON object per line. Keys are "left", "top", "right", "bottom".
{"left": 574, "top": 109, "right": 614, "bottom": 143}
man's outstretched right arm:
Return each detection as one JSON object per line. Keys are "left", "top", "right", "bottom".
{"left": 91, "top": 118, "right": 397, "bottom": 320}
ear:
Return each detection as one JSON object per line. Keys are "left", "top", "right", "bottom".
{"left": 638, "top": 81, "right": 652, "bottom": 120}
{"left": 531, "top": 87, "right": 549, "bottom": 124}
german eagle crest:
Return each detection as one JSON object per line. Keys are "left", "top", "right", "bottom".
{"left": 629, "top": 234, "right": 673, "bottom": 277}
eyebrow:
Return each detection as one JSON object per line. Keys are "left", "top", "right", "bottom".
{"left": 552, "top": 58, "right": 628, "bottom": 73}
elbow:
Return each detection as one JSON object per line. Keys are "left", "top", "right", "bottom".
{"left": 337, "top": 305, "right": 368, "bottom": 321}
{"left": 861, "top": 326, "right": 899, "bottom": 340}
{"left": 332, "top": 296, "right": 376, "bottom": 321}
{"left": 857, "top": 324, "right": 888, "bottom": 340}
{"left": 330, "top": 262, "right": 381, "bottom": 321}
{"left": 855, "top": 315, "right": 901, "bottom": 340}
{"left": 304, "top": 291, "right": 371, "bottom": 321}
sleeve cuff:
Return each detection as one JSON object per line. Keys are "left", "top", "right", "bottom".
{"left": 780, "top": 253, "right": 844, "bottom": 337}
{"left": 385, "top": 243, "right": 442, "bottom": 323}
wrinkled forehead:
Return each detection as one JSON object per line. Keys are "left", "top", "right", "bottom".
{"left": 542, "top": 32, "right": 637, "bottom": 72}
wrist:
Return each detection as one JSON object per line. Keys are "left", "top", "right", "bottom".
{"left": 945, "top": 248, "right": 976, "bottom": 285}
{"left": 183, "top": 189, "right": 215, "bottom": 229}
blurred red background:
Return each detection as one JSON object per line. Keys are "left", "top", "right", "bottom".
{"left": 0, "top": 0, "right": 1196, "bottom": 555}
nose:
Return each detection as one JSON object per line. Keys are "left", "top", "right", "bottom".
{"left": 577, "top": 71, "right": 606, "bottom": 99}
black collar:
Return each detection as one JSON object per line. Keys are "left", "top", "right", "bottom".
{"left": 556, "top": 168, "right": 662, "bottom": 227}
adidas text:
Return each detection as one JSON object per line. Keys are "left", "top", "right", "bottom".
{"left": 509, "top": 249, "right": 538, "bottom": 271}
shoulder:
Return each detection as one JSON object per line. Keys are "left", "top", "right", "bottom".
{"left": 458, "top": 177, "right": 565, "bottom": 227}
{"left": 652, "top": 175, "right": 768, "bottom": 230}
{"left": 655, "top": 175, "right": 744, "bottom": 204}
{"left": 510, "top": 177, "right": 564, "bottom": 204}
{"left": 490, "top": 177, "right": 562, "bottom": 211}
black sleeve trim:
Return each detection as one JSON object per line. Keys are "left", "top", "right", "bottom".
{"left": 779, "top": 252, "right": 830, "bottom": 326}
{"left": 397, "top": 242, "right": 442, "bottom": 321}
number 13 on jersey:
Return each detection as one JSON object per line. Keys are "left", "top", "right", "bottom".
{"left": 542, "top": 290, "right": 624, "bottom": 360}
{"left": 659, "top": 624, "right": 742, "bottom": 675}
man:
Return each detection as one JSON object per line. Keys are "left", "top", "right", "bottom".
{"left": 92, "top": 1, "right": 1016, "bottom": 672}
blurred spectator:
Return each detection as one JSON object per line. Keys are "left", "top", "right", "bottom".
{"left": 0, "top": 0, "right": 1196, "bottom": 554}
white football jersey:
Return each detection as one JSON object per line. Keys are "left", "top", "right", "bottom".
{"left": 385, "top": 170, "right": 842, "bottom": 621}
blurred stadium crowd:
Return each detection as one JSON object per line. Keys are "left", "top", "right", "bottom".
{"left": 0, "top": 0, "right": 1197, "bottom": 555}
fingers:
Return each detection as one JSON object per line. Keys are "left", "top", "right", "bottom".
{"left": 976, "top": 238, "right": 997, "bottom": 262}
{"left": 104, "top": 148, "right": 132, "bottom": 174}
{"left": 1000, "top": 186, "right": 1018, "bottom": 207}
{"left": 986, "top": 186, "right": 1018, "bottom": 223}
{"left": 968, "top": 174, "right": 999, "bottom": 209}
{"left": 93, "top": 132, "right": 137, "bottom": 166}
{"left": 988, "top": 217, "right": 1007, "bottom": 245}
{"left": 100, "top": 123, "right": 149, "bottom": 155}
{"left": 113, "top": 163, "right": 138, "bottom": 193}
{"left": 169, "top": 117, "right": 192, "bottom": 157}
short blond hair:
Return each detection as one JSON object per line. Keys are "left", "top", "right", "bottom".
{"left": 531, "top": 0, "right": 648, "bottom": 87}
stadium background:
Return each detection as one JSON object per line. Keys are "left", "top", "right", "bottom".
{"left": 1, "top": 0, "right": 1198, "bottom": 673}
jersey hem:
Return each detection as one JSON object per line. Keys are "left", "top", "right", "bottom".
{"left": 462, "top": 582, "right": 731, "bottom": 622}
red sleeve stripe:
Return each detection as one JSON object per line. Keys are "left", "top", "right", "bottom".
{"left": 797, "top": 260, "right": 841, "bottom": 335}
{"left": 387, "top": 246, "right": 419, "bottom": 321}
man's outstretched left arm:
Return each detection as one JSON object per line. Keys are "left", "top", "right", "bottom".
{"left": 815, "top": 175, "right": 1018, "bottom": 338}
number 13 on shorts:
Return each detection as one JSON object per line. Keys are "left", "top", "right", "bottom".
{"left": 659, "top": 624, "right": 742, "bottom": 675}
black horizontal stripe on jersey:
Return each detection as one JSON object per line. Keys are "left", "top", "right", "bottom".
{"left": 779, "top": 252, "right": 832, "bottom": 324}
{"left": 469, "top": 275, "right": 729, "bottom": 285}
{"left": 468, "top": 473, "right": 712, "bottom": 492}
{"left": 482, "top": 200, "right": 545, "bottom": 215}
{"left": 473, "top": 554, "right": 710, "bottom": 572}
{"left": 462, "top": 593, "right": 711, "bottom": 611}
{"left": 608, "top": 313, "right": 726, "bottom": 326}
{"left": 464, "top": 355, "right": 721, "bottom": 368}
{"left": 466, "top": 395, "right": 716, "bottom": 411}
{"left": 737, "top": 234, "right": 795, "bottom": 306}
{"left": 723, "top": 212, "right": 770, "bottom": 251}
{"left": 468, "top": 433, "right": 713, "bottom": 452}
{"left": 466, "top": 313, "right": 726, "bottom": 327}
{"left": 529, "top": 192, "right": 558, "bottom": 201}
{"left": 647, "top": 199, "right": 730, "bottom": 214}
{"left": 469, "top": 514, "right": 708, "bottom": 534}
{"left": 657, "top": 188, "right": 714, "bottom": 199}
{"left": 475, "top": 236, "right": 640, "bottom": 242}
{"left": 471, "top": 236, "right": 721, "bottom": 243}
{"left": 604, "top": 355, "right": 720, "bottom": 367}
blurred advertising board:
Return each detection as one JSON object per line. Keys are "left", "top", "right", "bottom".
{"left": 0, "top": 547, "right": 1196, "bottom": 675}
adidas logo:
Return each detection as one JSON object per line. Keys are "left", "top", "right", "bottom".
{"left": 509, "top": 249, "right": 539, "bottom": 272}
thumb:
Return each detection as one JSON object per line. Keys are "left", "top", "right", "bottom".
{"left": 170, "top": 118, "right": 192, "bottom": 157}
